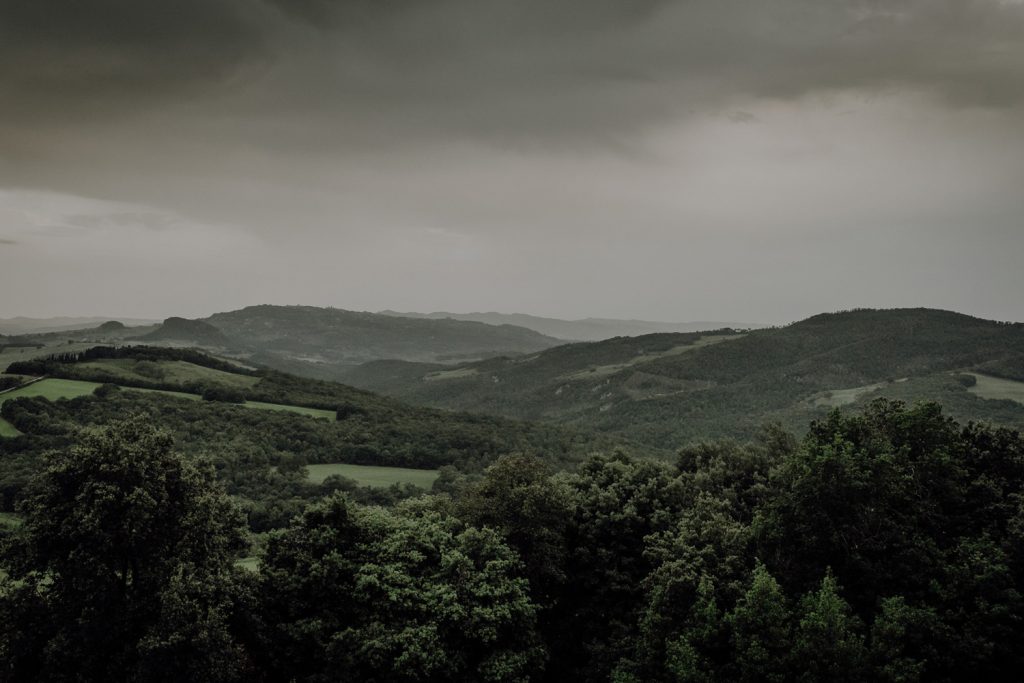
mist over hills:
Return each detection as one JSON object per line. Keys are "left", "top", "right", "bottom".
{"left": 379, "top": 310, "right": 762, "bottom": 341}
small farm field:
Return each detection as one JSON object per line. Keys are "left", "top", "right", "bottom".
{"left": 305, "top": 463, "right": 440, "bottom": 488}
{"left": 965, "top": 373, "right": 1024, "bottom": 405}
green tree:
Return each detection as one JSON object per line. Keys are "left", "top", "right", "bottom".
{"left": 257, "top": 494, "right": 543, "bottom": 682}
{"left": 456, "top": 453, "right": 574, "bottom": 606}
{"left": 792, "top": 573, "right": 867, "bottom": 682}
{"left": 0, "top": 416, "right": 250, "bottom": 682}
{"left": 728, "top": 562, "right": 792, "bottom": 683}
{"left": 553, "top": 452, "right": 688, "bottom": 680}
{"left": 868, "top": 596, "right": 943, "bottom": 683}
{"left": 663, "top": 577, "right": 729, "bottom": 683}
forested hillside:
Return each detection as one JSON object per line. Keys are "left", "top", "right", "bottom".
{"left": 345, "top": 308, "right": 1024, "bottom": 447}
{"left": 203, "top": 305, "right": 561, "bottom": 372}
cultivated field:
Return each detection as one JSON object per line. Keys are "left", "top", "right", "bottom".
{"left": 305, "top": 463, "right": 440, "bottom": 488}
{"left": 243, "top": 400, "right": 336, "bottom": 420}
{"left": 0, "top": 377, "right": 102, "bottom": 404}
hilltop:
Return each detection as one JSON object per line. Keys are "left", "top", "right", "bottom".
{"left": 345, "top": 308, "right": 1024, "bottom": 447}
{"left": 137, "top": 316, "right": 233, "bottom": 346}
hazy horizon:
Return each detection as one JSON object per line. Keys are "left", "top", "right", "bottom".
{"left": 2, "top": 1, "right": 1023, "bottom": 323}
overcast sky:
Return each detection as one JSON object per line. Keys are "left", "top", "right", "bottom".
{"left": 1, "top": 0, "right": 1023, "bottom": 324}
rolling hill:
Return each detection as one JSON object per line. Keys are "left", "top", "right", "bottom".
{"left": 137, "top": 316, "right": 234, "bottom": 346}
{"left": 200, "top": 305, "right": 563, "bottom": 375}
{"left": 344, "top": 308, "right": 1024, "bottom": 447}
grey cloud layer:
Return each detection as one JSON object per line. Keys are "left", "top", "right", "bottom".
{"left": 3, "top": 0, "right": 1023, "bottom": 138}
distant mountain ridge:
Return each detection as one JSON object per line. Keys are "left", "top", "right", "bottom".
{"left": 0, "top": 316, "right": 159, "bottom": 335}
{"left": 378, "top": 310, "right": 762, "bottom": 341}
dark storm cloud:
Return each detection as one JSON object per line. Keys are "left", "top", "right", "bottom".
{"left": 2, "top": 0, "right": 1023, "bottom": 139}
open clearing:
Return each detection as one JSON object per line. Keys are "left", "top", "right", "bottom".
{"left": 305, "top": 463, "right": 440, "bottom": 488}
{"left": 811, "top": 382, "right": 888, "bottom": 408}
{"left": 561, "top": 334, "right": 745, "bottom": 381}
{"left": 424, "top": 367, "right": 480, "bottom": 382}
{"left": 0, "top": 378, "right": 102, "bottom": 404}
{"left": 243, "top": 401, "right": 335, "bottom": 419}
{"left": 965, "top": 373, "right": 1024, "bottom": 405}
{"left": 235, "top": 557, "right": 260, "bottom": 572}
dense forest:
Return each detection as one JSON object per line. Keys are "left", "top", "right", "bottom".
{"left": 2, "top": 399, "right": 1023, "bottom": 681}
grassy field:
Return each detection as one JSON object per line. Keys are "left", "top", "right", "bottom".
{"left": 0, "top": 378, "right": 102, "bottom": 405}
{"left": 235, "top": 557, "right": 260, "bottom": 573}
{"left": 244, "top": 401, "right": 335, "bottom": 419}
{"left": 811, "top": 382, "right": 889, "bottom": 408}
{"left": 424, "top": 367, "right": 480, "bottom": 382}
{"left": 305, "top": 463, "right": 440, "bottom": 488}
{"left": 966, "top": 373, "right": 1024, "bottom": 405}
{"left": 124, "top": 386, "right": 202, "bottom": 401}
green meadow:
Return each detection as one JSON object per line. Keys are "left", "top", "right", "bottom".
{"left": 966, "top": 373, "right": 1024, "bottom": 405}
{"left": 243, "top": 401, "right": 336, "bottom": 420}
{"left": 305, "top": 463, "right": 440, "bottom": 489}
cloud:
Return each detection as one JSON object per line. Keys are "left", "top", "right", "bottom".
{"left": 2, "top": 0, "right": 1023, "bottom": 142}
{"left": 0, "top": 1, "right": 1022, "bottom": 322}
